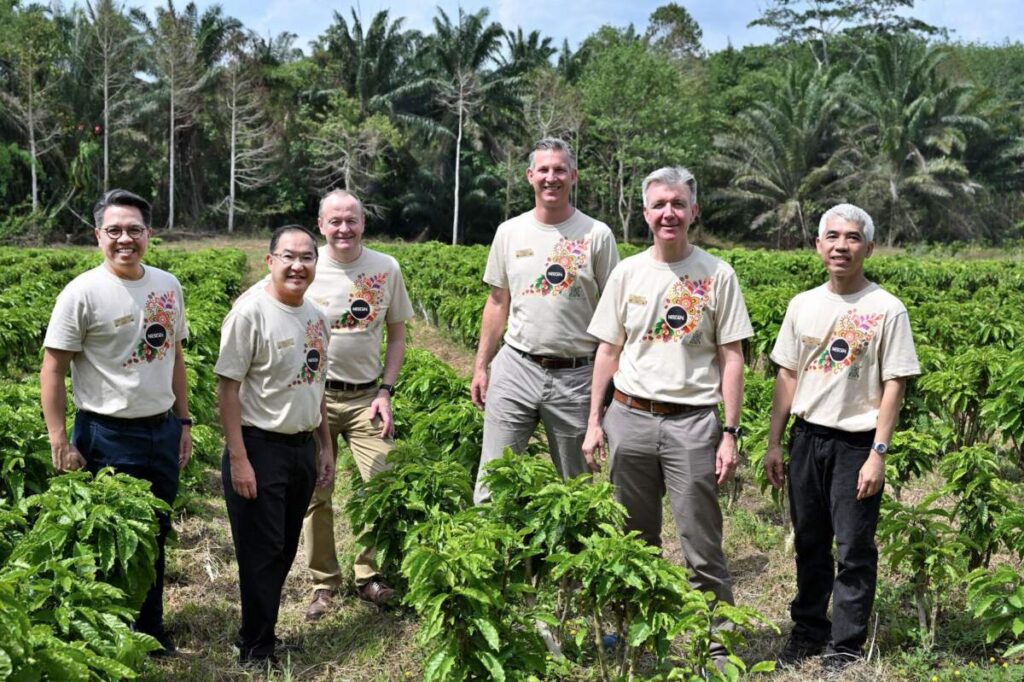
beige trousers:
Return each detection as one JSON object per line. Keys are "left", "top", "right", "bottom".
{"left": 303, "top": 387, "right": 393, "bottom": 591}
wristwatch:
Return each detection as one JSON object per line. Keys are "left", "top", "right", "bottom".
{"left": 871, "top": 442, "right": 888, "bottom": 456}
{"left": 179, "top": 416, "right": 194, "bottom": 427}
{"left": 723, "top": 425, "right": 743, "bottom": 438}
{"left": 379, "top": 383, "right": 396, "bottom": 397}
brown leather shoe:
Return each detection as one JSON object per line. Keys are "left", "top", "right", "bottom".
{"left": 357, "top": 578, "right": 396, "bottom": 606}
{"left": 305, "top": 589, "right": 334, "bottom": 622}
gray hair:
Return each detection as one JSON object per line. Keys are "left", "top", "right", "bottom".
{"left": 641, "top": 167, "right": 698, "bottom": 207}
{"left": 818, "top": 203, "right": 875, "bottom": 242}
{"left": 528, "top": 137, "right": 577, "bottom": 171}
{"left": 93, "top": 189, "right": 152, "bottom": 228}
{"left": 318, "top": 189, "right": 365, "bottom": 218}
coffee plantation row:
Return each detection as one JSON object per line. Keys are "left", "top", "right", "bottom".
{"left": 2, "top": 242, "right": 1023, "bottom": 680}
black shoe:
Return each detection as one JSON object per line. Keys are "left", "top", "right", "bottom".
{"left": 777, "top": 632, "right": 825, "bottom": 666}
{"left": 821, "top": 647, "right": 862, "bottom": 677}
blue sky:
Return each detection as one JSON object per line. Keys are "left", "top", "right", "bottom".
{"left": 130, "top": 0, "right": 1024, "bottom": 54}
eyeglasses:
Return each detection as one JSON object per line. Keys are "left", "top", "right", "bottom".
{"left": 270, "top": 252, "right": 317, "bottom": 266}
{"left": 100, "top": 226, "right": 147, "bottom": 239}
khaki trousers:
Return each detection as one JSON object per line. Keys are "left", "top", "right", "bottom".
{"left": 604, "top": 399, "right": 734, "bottom": 605}
{"left": 473, "top": 344, "right": 592, "bottom": 504}
{"left": 303, "top": 387, "right": 393, "bottom": 591}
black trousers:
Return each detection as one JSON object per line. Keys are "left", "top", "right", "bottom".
{"left": 787, "top": 418, "right": 881, "bottom": 654}
{"left": 223, "top": 427, "right": 316, "bottom": 658}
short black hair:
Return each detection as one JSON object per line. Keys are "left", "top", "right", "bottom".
{"left": 93, "top": 189, "right": 152, "bottom": 227}
{"left": 269, "top": 224, "right": 319, "bottom": 254}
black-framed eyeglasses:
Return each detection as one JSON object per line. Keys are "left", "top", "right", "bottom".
{"left": 270, "top": 252, "right": 317, "bottom": 265}
{"left": 100, "top": 226, "right": 147, "bottom": 239}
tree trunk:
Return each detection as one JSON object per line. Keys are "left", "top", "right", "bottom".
{"left": 168, "top": 81, "right": 176, "bottom": 230}
{"left": 617, "top": 155, "right": 629, "bottom": 243}
{"left": 227, "top": 84, "right": 236, "bottom": 234}
{"left": 102, "top": 54, "right": 110, "bottom": 192}
{"left": 452, "top": 94, "right": 463, "bottom": 245}
{"left": 28, "top": 82, "right": 38, "bottom": 212}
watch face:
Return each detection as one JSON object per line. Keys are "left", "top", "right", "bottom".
{"left": 873, "top": 443, "right": 888, "bottom": 455}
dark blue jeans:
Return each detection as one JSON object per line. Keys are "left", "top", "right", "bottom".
{"left": 787, "top": 418, "right": 881, "bottom": 655}
{"left": 73, "top": 409, "right": 181, "bottom": 636}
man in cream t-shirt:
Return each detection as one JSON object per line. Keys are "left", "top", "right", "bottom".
{"left": 765, "top": 204, "right": 919, "bottom": 674}
{"left": 41, "top": 189, "right": 191, "bottom": 656}
{"left": 302, "top": 189, "right": 414, "bottom": 618}
{"left": 471, "top": 137, "right": 618, "bottom": 503}
{"left": 216, "top": 226, "right": 332, "bottom": 667}
{"left": 584, "top": 167, "right": 751, "bottom": 655}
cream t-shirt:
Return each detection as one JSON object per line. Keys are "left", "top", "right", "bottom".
{"left": 44, "top": 264, "right": 188, "bottom": 418}
{"left": 588, "top": 247, "right": 753, "bottom": 406}
{"left": 770, "top": 282, "right": 920, "bottom": 432}
{"left": 215, "top": 288, "right": 330, "bottom": 434}
{"left": 483, "top": 209, "right": 618, "bottom": 357}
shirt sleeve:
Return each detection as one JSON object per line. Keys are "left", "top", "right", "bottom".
{"left": 879, "top": 309, "right": 921, "bottom": 380}
{"left": 714, "top": 269, "right": 754, "bottom": 345}
{"left": 214, "top": 307, "right": 256, "bottom": 382}
{"left": 482, "top": 228, "right": 508, "bottom": 289}
{"left": 769, "top": 299, "right": 800, "bottom": 371}
{"left": 386, "top": 264, "right": 415, "bottom": 323}
{"left": 592, "top": 225, "right": 620, "bottom": 292}
{"left": 43, "top": 286, "right": 87, "bottom": 352}
{"left": 587, "top": 266, "right": 626, "bottom": 346}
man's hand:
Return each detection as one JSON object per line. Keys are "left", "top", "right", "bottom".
{"left": 715, "top": 434, "right": 739, "bottom": 485}
{"left": 178, "top": 425, "right": 192, "bottom": 469}
{"left": 51, "top": 439, "right": 86, "bottom": 472}
{"left": 470, "top": 367, "right": 488, "bottom": 410}
{"left": 764, "top": 443, "right": 785, "bottom": 489}
{"left": 229, "top": 451, "right": 258, "bottom": 499}
{"left": 368, "top": 392, "right": 395, "bottom": 438}
{"left": 857, "top": 451, "right": 886, "bottom": 500}
{"left": 316, "top": 448, "right": 336, "bottom": 489}
{"left": 582, "top": 422, "right": 606, "bottom": 473}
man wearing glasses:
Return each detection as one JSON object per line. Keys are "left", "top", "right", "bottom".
{"left": 41, "top": 189, "right": 192, "bottom": 656}
{"left": 216, "top": 225, "right": 332, "bottom": 666}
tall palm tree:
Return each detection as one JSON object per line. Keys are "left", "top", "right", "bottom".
{"left": 399, "top": 7, "right": 521, "bottom": 244}
{"left": 500, "top": 28, "right": 555, "bottom": 75}
{"left": 847, "top": 34, "right": 988, "bottom": 244}
{"left": 712, "top": 63, "right": 847, "bottom": 246}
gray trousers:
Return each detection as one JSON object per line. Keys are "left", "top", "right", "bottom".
{"left": 474, "top": 344, "right": 592, "bottom": 504}
{"left": 605, "top": 399, "right": 734, "bottom": 605}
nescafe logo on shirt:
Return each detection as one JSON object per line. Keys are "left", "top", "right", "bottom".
{"left": 144, "top": 323, "right": 167, "bottom": 348}
{"left": 306, "top": 349, "right": 322, "bottom": 372}
{"left": 829, "top": 338, "right": 851, "bottom": 363}
{"left": 545, "top": 264, "right": 567, "bottom": 286}
{"left": 666, "top": 305, "right": 688, "bottom": 330}
{"left": 350, "top": 299, "right": 371, "bottom": 320}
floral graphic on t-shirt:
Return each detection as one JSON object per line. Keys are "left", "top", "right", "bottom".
{"left": 806, "top": 310, "right": 884, "bottom": 374}
{"left": 334, "top": 272, "right": 387, "bottom": 330}
{"left": 123, "top": 290, "right": 177, "bottom": 367}
{"left": 291, "top": 318, "right": 329, "bottom": 386}
{"left": 642, "top": 275, "right": 714, "bottom": 343}
{"left": 521, "top": 238, "right": 590, "bottom": 297}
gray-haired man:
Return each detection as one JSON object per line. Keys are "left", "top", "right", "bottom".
{"left": 471, "top": 138, "right": 619, "bottom": 502}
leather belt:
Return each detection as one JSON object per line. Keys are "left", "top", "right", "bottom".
{"left": 510, "top": 346, "right": 592, "bottom": 369}
{"left": 792, "top": 417, "right": 874, "bottom": 447}
{"left": 80, "top": 409, "right": 173, "bottom": 428}
{"left": 613, "top": 390, "right": 707, "bottom": 416}
{"left": 325, "top": 379, "right": 378, "bottom": 391}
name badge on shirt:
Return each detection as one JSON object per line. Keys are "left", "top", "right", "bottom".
{"left": 277, "top": 338, "right": 295, "bottom": 350}
{"left": 628, "top": 295, "right": 647, "bottom": 305}
{"left": 515, "top": 249, "right": 534, "bottom": 258}
{"left": 113, "top": 314, "right": 134, "bottom": 328}
{"left": 801, "top": 335, "right": 822, "bottom": 346}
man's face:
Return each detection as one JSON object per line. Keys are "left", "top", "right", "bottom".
{"left": 266, "top": 230, "right": 318, "bottom": 303}
{"left": 526, "top": 149, "right": 577, "bottom": 210}
{"left": 318, "top": 194, "right": 365, "bottom": 258}
{"left": 95, "top": 204, "right": 150, "bottom": 276}
{"left": 643, "top": 182, "right": 698, "bottom": 245}
{"left": 816, "top": 216, "right": 874, "bottom": 278}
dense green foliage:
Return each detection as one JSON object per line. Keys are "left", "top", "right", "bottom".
{"left": 1, "top": 2, "right": 1021, "bottom": 245}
